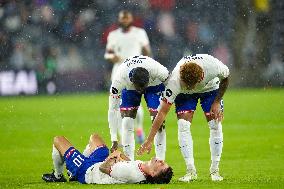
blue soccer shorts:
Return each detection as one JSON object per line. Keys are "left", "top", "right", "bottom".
{"left": 120, "top": 83, "right": 165, "bottom": 112}
{"left": 174, "top": 89, "right": 224, "bottom": 115}
{"left": 64, "top": 145, "right": 109, "bottom": 183}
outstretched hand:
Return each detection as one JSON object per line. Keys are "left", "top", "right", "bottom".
{"left": 137, "top": 140, "right": 152, "bottom": 156}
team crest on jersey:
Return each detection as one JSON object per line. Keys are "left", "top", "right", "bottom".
{"left": 165, "top": 89, "right": 172, "bottom": 97}
{"left": 112, "top": 87, "right": 118, "bottom": 94}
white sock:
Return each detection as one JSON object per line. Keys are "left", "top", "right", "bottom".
{"left": 122, "top": 117, "right": 135, "bottom": 160}
{"left": 52, "top": 145, "right": 64, "bottom": 178}
{"left": 82, "top": 144, "right": 91, "bottom": 157}
{"left": 208, "top": 120, "right": 223, "bottom": 172}
{"left": 154, "top": 127, "right": 166, "bottom": 160}
{"left": 178, "top": 119, "right": 195, "bottom": 171}
{"left": 136, "top": 106, "right": 144, "bottom": 130}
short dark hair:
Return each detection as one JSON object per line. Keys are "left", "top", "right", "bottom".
{"left": 130, "top": 67, "right": 149, "bottom": 88}
{"left": 144, "top": 166, "right": 173, "bottom": 184}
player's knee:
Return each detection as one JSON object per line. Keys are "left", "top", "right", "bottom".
{"left": 208, "top": 120, "right": 220, "bottom": 130}
{"left": 178, "top": 119, "right": 190, "bottom": 133}
{"left": 121, "top": 110, "right": 137, "bottom": 118}
{"left": 53, "top": 136, "right": 65, "bottom": 145}
{"left": 90, "top": 133, "right": 101, "bottom": 142}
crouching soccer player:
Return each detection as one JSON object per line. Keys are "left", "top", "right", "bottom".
{"left": 138, "top": 54, "right": 230, "bottom": 182}
{"left": 108, "top": 55, "right": 169, "bottom": 160}
{"left": 42, "top": 133, "right": 173, "bottom": 184}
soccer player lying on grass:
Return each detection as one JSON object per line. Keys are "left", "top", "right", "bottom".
{"left": 42, "top": 133, "right": 173, "bottom": 184}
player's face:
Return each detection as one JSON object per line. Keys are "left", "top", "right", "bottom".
{"left": 149, "top": 157, "right": 169, "bottom": 176}
{"left": 118, "top": 13, "right": 133, "bottom": 29}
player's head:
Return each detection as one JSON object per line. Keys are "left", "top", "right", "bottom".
{"left": 129, "top": 67, "right": 149, "bottom": 93}
{"left": 144, "top": 157, "right": 173, "bottom": 184}
{"left": 118, "top": 10, "right": 133, "bottom": 30}
{"left": 180, "top": 62, "right": 204, "bottom": 90}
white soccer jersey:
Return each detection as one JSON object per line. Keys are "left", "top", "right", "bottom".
{"left": 104, "top": 26, "right": 150, "bottom": 81}
{"left": 164, "top": 54, "right": 230, "bottom": 104}
{"left": 110, "top": 55, "right": 169, "bottom": 97}
{"left": 84, "top": 160, "right": 146, "bottom": 184}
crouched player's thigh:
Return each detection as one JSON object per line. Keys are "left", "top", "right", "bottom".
{"left": 200, "top": 89, "right": 224, "bottom": 113}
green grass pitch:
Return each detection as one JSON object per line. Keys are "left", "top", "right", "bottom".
{"left": 0, "top": 89, "right": 284, "bottom": 189}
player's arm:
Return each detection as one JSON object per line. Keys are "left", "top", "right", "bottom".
{"left": 210, "top": 77, "right": 229, "bottom": 121}
{"left": 141, "top": 29, "right": 152, "bottom": 57}
{"left": 137, "top": 100, "right": 172, "bottom": 155}
{"left": 99, "top": 156, "right": 118, "bottom": 175}
{"left": 99, "top": 150, "right": 130, "bottom": 175}
{"left": 104, "top": 33, "right": 121, "bottom": 64}
{"left": 210, "top": 59, "right": 230, "bottom": 121}
{"left": 108, "top": 79, "right": 123, "bottom": 151}
{"left": 142, "top": 44, "right": 152, "bottom": 57}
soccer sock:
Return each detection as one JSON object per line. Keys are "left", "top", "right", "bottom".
{"left": 178, "top": 119, "right": 196, "bottom": 171}
{"left": 82, "top": 144, "right": 91, "bottom": 157}
{"left": 122, "top": 117, "right": 135, "bottom": 160}
{"left": 135, "top": 106, "right": 144, "bottom": 142}
{"left": 208, "top": 120, "right": 223, "bottom": 172}
{"left": 52, "top": 145, "right": 64, "bottom": 178}
{"left": 154, "top": 127, "right": 166, "bottom": 160}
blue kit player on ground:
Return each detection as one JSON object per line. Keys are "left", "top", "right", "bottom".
{"left": 42, "top": 133, "right": 173, "bottom": 184}
{"left": 108, "top": 55, "right": 170, "bottom": 161}
{"left": 138, "top": 54, "right": 230, "bottom": 182}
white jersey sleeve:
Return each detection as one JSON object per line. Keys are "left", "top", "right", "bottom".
{"left": 214, "top": 57, "right": 230, "bottom": 79}
{"left": 104, "top": 32, "right": 116, "bottom": 59}
{"left": 147, "top": 58, "right": 170, "bottom": 83}
{"left": 139, "top": 29, "right": 150, "bottom": 47}
{"left": 162, "top": 71, "right": 181, "bottom": 104}
{"left": 110, "top": 161, "right": 146, "bottom": 183}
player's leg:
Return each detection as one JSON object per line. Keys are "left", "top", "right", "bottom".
{"left": 42, "top": 136, "right": 73, "bottom": 182}
{"left": 135, "top": 105, "right": 145, "bottom": 144}
{"left": 120, "top": 89, "right": 142, "bottom": 160}
{"left": 83, "top": 133, "right": 106, "bottom": 157}
{"left": 144, "top": 84, "right": 166, "bottom": 160}
{"left": 201, "top": 90, "right": 224, "bottom": 181}
{"left": 175, "top": 93, "right": 198, "bottom": 182}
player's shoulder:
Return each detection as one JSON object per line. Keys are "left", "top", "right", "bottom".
{"left": 131, "top": 26, "right": 146, "bottom": 32}
{"left": 131, "top": 26, "right": 147, "bottom": 36}
{"left": 108, "top": 28, "right": 121, "bottom": 36}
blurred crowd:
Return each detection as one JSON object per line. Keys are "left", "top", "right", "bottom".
{"left": 0, "top": 0, "right": 283, "bottom": 89}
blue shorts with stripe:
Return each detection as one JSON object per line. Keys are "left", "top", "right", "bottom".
{"left": 64, "top": 146, "right": 109, "bottom": 183}
{"left": 120, "top": 83, "right": 165, "bottom": 112}
{"left": 175, "top": 89, "right": 224, "bottom": 114}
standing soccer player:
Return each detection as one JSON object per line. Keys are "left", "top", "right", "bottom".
{"left": 104, "top": 10, "right": 152, "bottom": 145}
{"left": 138, "top": 54, "right": 230, "bottom": 182}
{"left": 108, "top": 55, "right": 169, "bottom": 161}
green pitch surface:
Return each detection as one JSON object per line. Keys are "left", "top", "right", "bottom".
{"left": 1, "top": 89, "right": 284, "bottom": 189}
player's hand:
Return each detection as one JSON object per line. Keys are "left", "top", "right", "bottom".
{"left": 110, "top": 141, "right": 119, "bottom": 153}
{"left": 210, "top": 101, "right": 223, "bottom": 121}
{"left": 137, "top": 139, "right": 152, "bottom": 156}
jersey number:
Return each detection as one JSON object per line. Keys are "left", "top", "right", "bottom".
{"left": 72, "top": 152, "right": 85, "bottom": 167}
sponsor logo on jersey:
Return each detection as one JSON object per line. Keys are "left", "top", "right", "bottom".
{"left": 165, "top": 89, "right": 172, "bottom": 97}
{"left": 112, "top": 87, "right": 118, "bottom": 94}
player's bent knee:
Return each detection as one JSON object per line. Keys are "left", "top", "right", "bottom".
{"left": 53, "top": 136, "right": 65, "bottom": 145}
